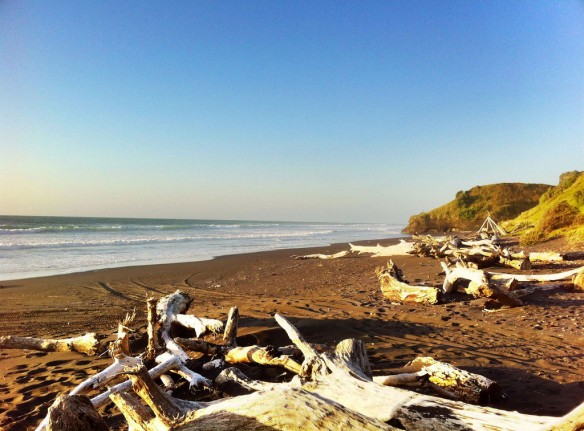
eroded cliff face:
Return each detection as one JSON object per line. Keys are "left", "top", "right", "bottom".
{"left": 403, "top": 182, "right": 550, "bottom": 234}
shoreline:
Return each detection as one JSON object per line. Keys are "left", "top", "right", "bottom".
{"left": 1, "top": 235, "right": 583, "bottom": 430}
{"left": 0, "top": 236, "right": 407, "bottom": 285}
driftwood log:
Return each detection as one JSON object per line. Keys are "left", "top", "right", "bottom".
{"left": 32, "top": 290, "right": 584, "bottom": 431}
{"left": 375, "top": 356, "right": 502, "bottom": 404}
{"left": 376, "top": 260, "right": 442, "bottom": 304}
{"left": 350, "top": 240, "right": 415, "bottom": 257}
{"left": 293, "top": 250, "right": 349, "bottom": 260}
{"left": 0, "top": 333, "right": 101, "bottom": 356}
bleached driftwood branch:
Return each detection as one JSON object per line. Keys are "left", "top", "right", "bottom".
{"left": 293, "top": 250, "right": 349, "bottom": 260}
{"left": 376, "top": 260, "right": 442, "bottom": 305}
{"left": 0, "top": 333, "right": 101, "bottom": 356}
{"left": 350, "top": 240, "right": 415, "bottom": 257}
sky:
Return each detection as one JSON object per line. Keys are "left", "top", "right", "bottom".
{"left": 1, "top": 1, "right": 583, "bottom": 224}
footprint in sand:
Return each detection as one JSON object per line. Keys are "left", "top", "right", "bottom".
{"left": 25, "top": 352, "right": 48, "bottom": 358}
{"left": 45, "top": 360, "right": 70, "bottom": 367}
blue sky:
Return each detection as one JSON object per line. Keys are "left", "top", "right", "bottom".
{"left": 1, "top": 1, "right": 583, "bottom": 223}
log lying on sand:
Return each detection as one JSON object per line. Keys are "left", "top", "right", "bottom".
{"left": 529, "top": 251, "right": 564, "bottom": 262}
{"left": 350, "top": 240, "right": 415, "bottom": 257}
{"left": 375, "top": 356, "right": 503, "bottom": 404}
{"left": 0, "top": 333, "right": 101, "bottom": 356}
{"left": 376, "top": 260, "right": 442, "bottom": 305}
{"left": 293, "top": 250, "right": 349, "bottom": 260}
{"left": 441, "top": 263, "right": 523, "bottom": 307}
{"left": 36, "top": 291, "right": 584, "bottom": 431}
{"left": 488, "top": 266, "right": 584, "bottom": 283}
{"left": 46, "top": 395, "right": 109, "bottom": 431}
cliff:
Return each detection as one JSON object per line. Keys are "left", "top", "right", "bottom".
{"left": 403, "top": 182, "right": 550, "bottom": 234}
{"left": 502, "top": 171, "right": 584, "bottom": 245}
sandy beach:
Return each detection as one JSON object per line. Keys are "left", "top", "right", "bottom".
{"left": 1, "top": 237, "right": 583, "bottom": 430}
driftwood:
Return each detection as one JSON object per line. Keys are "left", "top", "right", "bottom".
{"left": 529, "top": 251, "right": 564, "bottom": 262}
{"left": 35, "top": 291, "right": 583, "bottom": 431}
{"left": 489, "top": 266, "right": 584, "bottom": 283}
{"left": 46, "top": 395, "right": 109, "bottom": 431}
{"left": 376, "top": 260, "right": 442, "bottom": 304}
{"left": 439, "top": 262, "right": 584, "bottom": 308}
{"left": 411, "top": 235, "right": 531, "bottom": 271}
{"left": 375, "top": 356, "right": 502, "bottom": 404}
{"left": 293, "top": 250, "right": 349, "bottom": 260}
{"left": 350, "top": 240, "right": 415, "bottom": 257}
{"left": 574, "top": 269, "right": 584, "bottom": 291}
{"left": 0, "top": 333, "right": 101, "bottom": 356}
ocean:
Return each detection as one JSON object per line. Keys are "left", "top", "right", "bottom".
{"left": 0, "top": 215, "right": 405, "bottom": 281}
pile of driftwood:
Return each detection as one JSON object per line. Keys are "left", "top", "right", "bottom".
{"left": 373, "top": 234, "right": 584, "bottom": 308}
{"left": 412, "top": 235, "right": 530, "bottom": 270}
{"left": 377, "top": 259, "right": 584, "bottom": 309}
{"left": 409, "top": 234, "right": 580, "bottom": 269}
{"left": 3, "top": 291, "right": 581, "bottom": 431}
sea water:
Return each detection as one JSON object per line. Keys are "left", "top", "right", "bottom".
{"left": 0, "top": 215, "right": 405, "bottom": 281}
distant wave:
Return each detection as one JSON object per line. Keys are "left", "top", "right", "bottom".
{"left": 0, "top": 222, "right": 293, "bottom": 234}
{"left": 0, "top": 230, "right": 342, "bottom": 250}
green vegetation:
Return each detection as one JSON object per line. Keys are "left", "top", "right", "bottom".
{"left": 403, "top": 183, "right": 550, "bottom": 234}
{"left": 502, "top": 171, "right": 584, "bottom": 246}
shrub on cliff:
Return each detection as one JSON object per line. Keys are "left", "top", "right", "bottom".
{"left": 403, "top": 183, "right": 549, "bottom": 233}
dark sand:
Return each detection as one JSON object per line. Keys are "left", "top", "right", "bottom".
{"left": 1, "top": 237, "right": 583, "bottom": 430}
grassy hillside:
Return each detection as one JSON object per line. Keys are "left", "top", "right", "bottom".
{"left": 502, "top": 171, "right": 584, "bottom": 245}
{"left": 403, "top": 182, "right": 550, "bottom": 234}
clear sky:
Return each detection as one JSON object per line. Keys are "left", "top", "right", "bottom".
{"left": 1, "top": 1, "right": 583, "bottom": 223}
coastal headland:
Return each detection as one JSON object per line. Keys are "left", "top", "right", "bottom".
{"left": 0, "top": 237, "right": 583, "bottom": 430}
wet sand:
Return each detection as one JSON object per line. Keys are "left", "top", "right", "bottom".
{"left": 1, "top": 237, "right": 583, "bottom": 430}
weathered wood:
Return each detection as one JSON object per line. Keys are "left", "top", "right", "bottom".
{"left": 155, "top": 351, "right": 211, "bottom": 392}
{"left": 109, "top": 390, "right": 159, "bottom": 431}
{"left": 222, "top": 306, "right": 239, "bottom": 348}
{"left": 182, "top": 387, "right": 396, "bottom": 431}
{"left": 91, "top": 354, "right": 183, "bottom": 408}
{"left": 499, "top": 256, "right": 531, "bottom": 270}
{"left": 529, "top": 251, "right": 564, "bottom": 262}
{"left": 573, "top": 268, "right": 584, "bottom": 291}
{"left": 224, "top": 345, "right": 302, "bottom": 374}
{"left": 350, "top": 240, "right": 415, "bottom": 257}
{"left": 214, "top": 367, "right": 285, "bottom": 395}
{"left": 34, "top": 294, "right": 579, "bottom": 431}
{"left": 333, "top": 338, "right": 372, "bottom": 379}
{"left": 175, "top": 314, "right": 224, "bottom": 338}
{"left": 377, "top": 260, "right": 442, "bottom": 305}
{"left": 46, "top": 395, "right": 109, "bottom": 431}
{"left": 442, "top": 264, "right": 490, "bottom": 294}
{"left": 464, "top": 279, "right": 523, "bottom": 307}
{"left": 157, "top": 291, "right": 191, "bottom": 362}
{"left": 127, "top": 365, "right": 199, "bottom": 424}
{"left": 391, "top": 357, "right": 502, "bottom": 404}
{"left": 71, "top": 322, "right": 140, "bottom": 397}
{"left": 0, "top": 333, "right": 100, "bottom": 356}
{"left": 441, "top": 264, "right": 522, "bottom": 307}
{"left": 373, "top": 371, "right": 426, "bottom": 387}
{"left": 489, "top": 266, "right": 584, "bottom": 283}
{"left": 145, "top": 297, "right": 161, "bottom": 362}
{"left": 293, "top": 250, "right": 349, "bottom": 259}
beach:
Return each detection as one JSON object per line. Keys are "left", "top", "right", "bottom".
{"left": 1, "top": 237, "right": 583, "bottom": 430}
